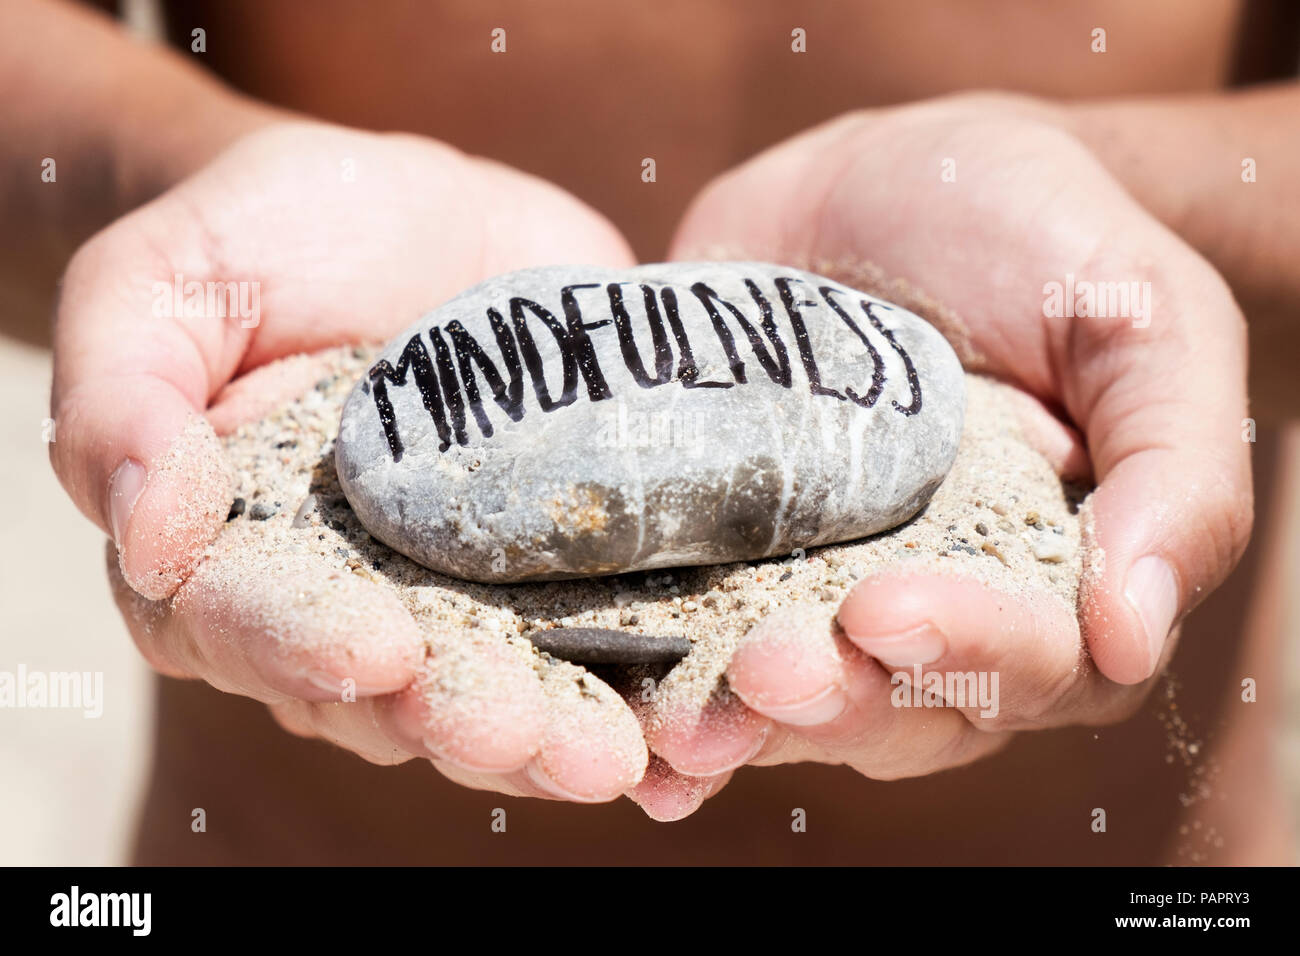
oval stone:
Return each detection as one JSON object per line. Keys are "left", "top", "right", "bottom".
{"left": 336, "top": 262, "right": 965, "bottom": 583}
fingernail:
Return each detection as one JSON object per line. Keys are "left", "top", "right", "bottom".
{"left": 1124, "top": 555, "right": 1179, "bottom": 674}
{"left": 628, "top": 776, "right": 708, "bottom": 823}
{"left": 108, "top": 458, "right": 147, "bottom": 548}
{"left": 524, "top": 759, "right": 602, "bottom": 802}
{"left": 754, "top": 683, "right": 848, "bottom": 726}
{"left": 845, "top": 622, "right": 946, "bottom": 667}
{"left": 672, "top": 723, "right": 770, "bottom": 776}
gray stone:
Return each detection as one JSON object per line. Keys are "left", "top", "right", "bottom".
{"left": 336, "top": 262, "right": 965, "bottom": 583}
{"left": 527, "top": 627, "right": 691, "bottom": 665}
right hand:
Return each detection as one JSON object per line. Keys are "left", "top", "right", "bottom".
{"left": 630, "top": 94, "right": 1253, "bottom": 812}
{"left": 51, "top": 121, "right": 655, "bottom": 802}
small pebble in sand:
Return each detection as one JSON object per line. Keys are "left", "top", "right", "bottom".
{"left": 981, "top": 541, "right": 1010, "bottom": 566}
{"left": 1029, "top": 530, "right": 1073, "bottom": 563}
{"left": 226, "top": 497, "right": 246, "bottom": 521}
{"left": 527, "top": 627, "right": 692, "bottom": 665}
{"left": 249, "top": 501, "right": 279, "bottom": 521}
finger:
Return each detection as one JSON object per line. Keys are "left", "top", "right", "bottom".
{"left": 264, "top": 632, "right": 551, "bottom": 775}
{"left": 429, "top": 758, "right": 589, "bottom": 802}
{"left": 435, "top": 661, "right": 651, "bottom": 803}
{"left": 430, "top": 760, "right": 528, "bottom": 797}
{"left": 268, "top": 697, "right": 421, "bottom": 766}
{"left": 267, "top": 716, "right": 582, "bottom": 804}
{"left": 645, "top": 671, "right": 773, "bottom": 778}
{"left": 725, "top": 604, "right": 852, "bottom": 728}
{"left": 109, "top": 544, "right": 424, "bottom": 701}
{"left": 117, "top": 542, "right": 546, "bottom": 776}
{"left": 625, "top": 757, "right": 734, "bottom": 822}
{"left": 51, "top": 215, "right": 244, "bottom": 600}
{"left": 381, "top": 633, "right": 547, "bottom": 774}
{"left": 619, "top": 666, "right": 741, "bottom": 817}
{"left": 836, "top": 573, "right": 1089, "bottom": 729}
{"left": 726, "top": 605, "right": 1007, "bottom": 778}
{"left": 1069, "top": 264, "right": 1252, "bottom": 683}
{"left": 516, "top": 660, "right": 649, "bottom": 802}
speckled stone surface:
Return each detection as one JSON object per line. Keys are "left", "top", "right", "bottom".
{"left": 336, "top": 262, "right": 965, "bottom": 583}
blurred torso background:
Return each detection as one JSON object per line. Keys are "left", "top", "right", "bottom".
{"left": 167, "top": 0, "right": 1287, "bottom": 259}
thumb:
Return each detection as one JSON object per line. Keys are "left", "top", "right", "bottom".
{"left": 1071, "top": 250, "right": 1253, "bottom": 685}
{"left": 49, "top": 216, "right": 239, "bottom": 601}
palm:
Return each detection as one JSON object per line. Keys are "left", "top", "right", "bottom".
{"left": 136, "top": 123, "right": 634, "bottom": 378}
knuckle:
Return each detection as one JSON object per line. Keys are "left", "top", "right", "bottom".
{"left": 1188, "top": 454, "right": 1254, "bottom": 578}
{"left": 1023, "top": 664, "right": 1087, "bottom": 722}
{"left": 987, "top": 652, "right": 1090, "bottom": 730}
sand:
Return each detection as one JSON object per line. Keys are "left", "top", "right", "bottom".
{"left": 205, "top": 346, "right": 1087, "bottom": 735}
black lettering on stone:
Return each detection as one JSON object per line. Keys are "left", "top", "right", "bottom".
{"left": 608, "top": 283, "right": 674, "bottom": 388}
{"left": 660, "top": 286, "right": 733, "bottom": 388}
{"left": 742, "top": 279, "right": 793, "bottom": 387}
{"left": 446, "top": 312, "right": 525, "bottom": 439}
{"left": 429, "top": 326, "right": 470, "bottom": 446}
{"left": 510, "top": 297, "right": 579, "bottom": 412}
{"left": 775, "top": 276, "right": 845, "bottom": 401}
{"left": 690, "top": 282, "right": 747, "bottom": 383}
{"left": 691, "top": 281, "right": 792, "bottom": 387}
{"left": 367, "top": 333, "right": 452, "bottom": 461}
{"left": 819, "top": 286, "right": 886, "bottom": 409}
{"left": 560, "top": 283, "right": 613, "bottom": 402}
{"left": 862, "top": 301, "right": 923, "bottom": 416}
{"left": 368, "top": 276, "right": 925, "bottom": 460}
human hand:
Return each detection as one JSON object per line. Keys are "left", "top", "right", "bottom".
{"left": 52, "top": 121, "right": 652, "bottom": 801}
{"left": 631, "top": 94, "right": 1252, "bottom": 812}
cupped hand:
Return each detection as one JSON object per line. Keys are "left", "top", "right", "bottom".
{"left": 631, "top": 94, "right": 1253, "bottom": 814}
{"left": 51, "top": 121, "right": 651, "bottom": 801}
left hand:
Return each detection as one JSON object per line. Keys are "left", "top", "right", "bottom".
{"left": 628, "top": 93, "right": 1253, "bottom": 818}
{"left": 53, "top": 121, "right": 649, "bottom": 803}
